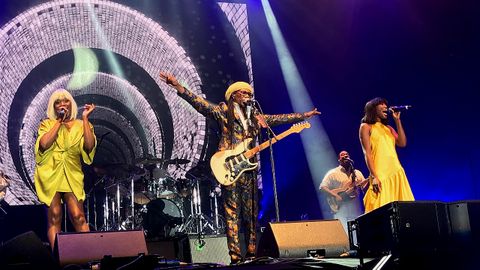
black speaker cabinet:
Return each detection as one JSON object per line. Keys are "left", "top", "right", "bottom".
{"left": 352, "top": 201, "right": 449, "bottom": 260}
{"left": 447, "top": 200, "right": 480, "bottom": 268}
{"left": 257, "top": 220, "right": 349, "bottom": 258}
{"left": 147, "top": 237, "right": 181, "bottom": 260}
{"left": 448, "top": 200, "right": 480, "bottom": 247}
{"left": 54, "top": 230, "right": 148, "bottom": 266}
{"left": 0, "top": 231, "right": 58, "bottom": 270}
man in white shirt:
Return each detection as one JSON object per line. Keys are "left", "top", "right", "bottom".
{"left": 320, "top": 151, "right": 367, "bottom": 233}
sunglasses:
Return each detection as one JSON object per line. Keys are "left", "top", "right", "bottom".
{"left": 236, "top": 90, "right": 253, "bottom": 97}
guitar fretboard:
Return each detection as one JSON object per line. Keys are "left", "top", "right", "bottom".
{"left": 244, "top": 130, "right": 294, "bottom": 159}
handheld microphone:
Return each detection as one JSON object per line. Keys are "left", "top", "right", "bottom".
{"left": 57, "top": 108, "right": 66, "bottom": 118}
{"left": 389, "top": 105, "right": 412, "bottom": 112}
{"left": 343, "top": 157, "right": 354, "bottom": 164}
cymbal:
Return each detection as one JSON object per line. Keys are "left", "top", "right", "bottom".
{"left": 134, "top": 192, "right": 153, "bottom": 205}
{"left": 135, "top": 157, "right": 164, "bottom": 166}
{"left": 163, "top": 158, "right": 190, "bottom": 165}
{"left": 95, "top": 163, "right": 145, "bottom": 179}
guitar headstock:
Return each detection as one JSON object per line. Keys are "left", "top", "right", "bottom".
{"left": 289, "top": 121, "right": 311, "bottom": 133}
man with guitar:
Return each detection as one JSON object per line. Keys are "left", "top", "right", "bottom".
{"left": 320, "top": 151, "right": 368, "bottom": 233}
{"left": 160, "top": 72, "right": 319, "bottom": 264}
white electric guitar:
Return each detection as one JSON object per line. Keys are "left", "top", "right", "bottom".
{"left": 210, "top": 122, "right": 311, "bottom": 186}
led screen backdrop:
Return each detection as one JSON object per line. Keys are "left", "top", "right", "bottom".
{"left": 0, "top": 0, "right": 253, "bottom": 205}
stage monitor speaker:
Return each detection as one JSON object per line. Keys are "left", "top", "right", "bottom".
{"left": 146, "top": 234, "right": 229, "bottom": 264}
{"left": 180, "top": 235, "right": 229, "bottom": 265}
{"left": 55, "top": 230, "right": 148, "bottom": 266}
{"left": 146, "top": 238, "right": 179, "bottom": 260}
{"left": 0, "top": 231, "right": 58, "bottom": 270}
{"left": 447, "top": 200, "right": 480, "bottom": 268}
{"left": 448, "top": 200, "right": 480, "bottom": 245}
{"left": 257, "top": 219, "right": 349, "bottom": 258}
{"left": 146, "top": 234, "right": 190, "bottom": 261}
{"left": 353, "top": 201, "right": 449, "bottom": 260}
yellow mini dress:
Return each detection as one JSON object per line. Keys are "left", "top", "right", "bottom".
{"left": 34, "top": 119, "right": 96, "bottom": 206}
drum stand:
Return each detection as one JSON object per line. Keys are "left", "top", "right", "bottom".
{"left": 180, "top": 177, "right": 217, "bottom": 235}
{"left": 210, "top": 185, "right": 225, "bottom": 234}
{"left": 85, "top": 176, "right": 108, "bottom": 231}
{"left": 101, "top": 180, "right": 124, "bottom": 231}
{"left": 85, "top": 194, "right": 99, "bottom": 231}
{"left": 119, "top": 176, "right": 136, "bottom": 230}
{"left": 103, "top": 189, "right": 110, "bottom": 231}
{"left": 130, "top": 176, "right": 135, "bottom": 228}
{"left": 100, "top": 175, "right": 137, "bottom": 231}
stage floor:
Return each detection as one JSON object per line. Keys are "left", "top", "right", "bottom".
{"left": 71, "top": 256, "right": 373, "bottom": 270}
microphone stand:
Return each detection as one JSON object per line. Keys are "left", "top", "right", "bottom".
{"left": 253, "top": 100, "right": 281, "bottom": 222}
{"left": 348, "top": 162, "right": 356, "bottom": 184}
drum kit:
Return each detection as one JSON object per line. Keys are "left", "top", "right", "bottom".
{"left": 86, "top": 157, "right": 225, "bottom": 238}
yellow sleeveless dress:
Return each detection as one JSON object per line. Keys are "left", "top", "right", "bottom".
{"left": 34, "top": 119, "right": 96, "bottom": 206}
{"left": 363, "top": 122, "right": 414, "bottom": 213}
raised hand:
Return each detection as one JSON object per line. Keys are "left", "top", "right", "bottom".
{"left": 159, "top": 72, "right": 179, "bottom": 86}
{"left": 391, "top": 110, "right": 401, "bottom": 121}
{"left": 82, "top": 104, "right": 95, "bottom": 119}
{"left": 304, "top": 108, "right": 321, "bottom": 118}
{"left": 159, "top": 72, "right": 185, "bottom": 94}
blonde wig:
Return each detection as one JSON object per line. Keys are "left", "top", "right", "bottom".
{"left": 46, "top": 89, "right": 78, "bottom": 121}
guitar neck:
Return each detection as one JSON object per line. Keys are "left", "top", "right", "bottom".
{"left": 244, "top": 129, "right": 293, "bottom": 159}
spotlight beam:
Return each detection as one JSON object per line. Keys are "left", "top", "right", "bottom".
{"left": 261, "top": 0, "right": 337, "bottom": 215}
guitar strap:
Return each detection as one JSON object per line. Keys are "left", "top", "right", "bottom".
{"left": 233, "top": 103, "right": 249, "bottom": 132}
{"left": 344, "top": 164, "right": 356, "bottom": 184}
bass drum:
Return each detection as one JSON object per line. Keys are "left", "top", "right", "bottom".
{"left": 142, "top": 198, "right": 183, "bottom": 239}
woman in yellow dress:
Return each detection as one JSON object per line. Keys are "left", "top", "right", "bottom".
{"left": 359, "top": 97, "right": 414, "bottom": 213}
{"left": 34, "top": 89, "right": 96, "bottom": 249}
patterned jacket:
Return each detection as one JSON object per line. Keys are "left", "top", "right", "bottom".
{"left": 178, "top": 88, "right": 307, "bottom": 151}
